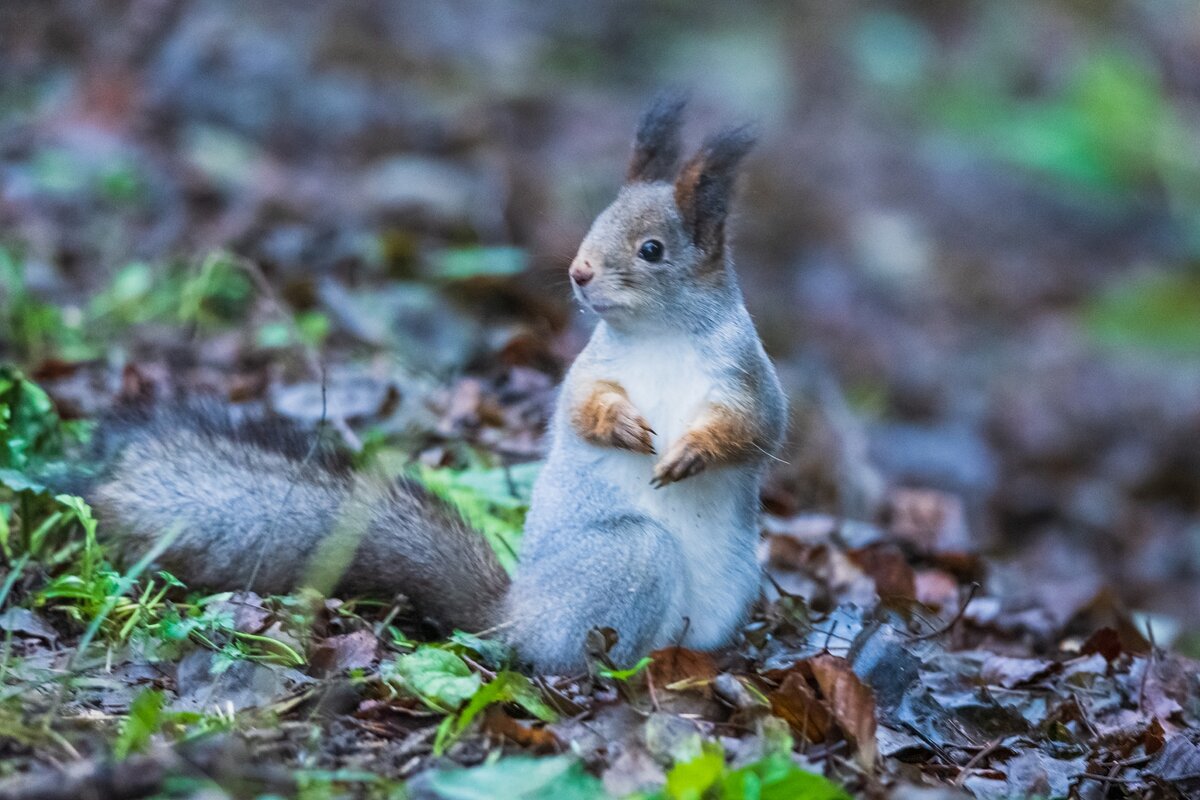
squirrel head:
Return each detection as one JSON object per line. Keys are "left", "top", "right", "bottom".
{"left": 569, "top": 94, "right": 756, "bottom": 329}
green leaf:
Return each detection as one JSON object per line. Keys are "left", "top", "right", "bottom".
{"left": 664, "top": 745, "right": 725, "bottom": 800}
{"left": 721, "top": 754, "right": 849, "bottom": 800}
{"left": 449, "top": 629, "right": 514, "bottom": 669}
{"left": 114, "top": 688, "right": 166, "bottom": 759}
{"left": 598, "top": 656, "right": 652, "bottom": 681}
{"left": 420, "top": 755, "right": 608, "bottom": 800}
{"left": 0, "top": 367, "right": 62, "bottom": 471}
{"left": 389, "top": 646, "right": 482, "bottom": 711}
{"left": 413, "top": 463, "right": 540, "bottom": 574}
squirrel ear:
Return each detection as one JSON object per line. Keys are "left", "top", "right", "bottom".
{"left": 626, "top": 92, "right": 687, "bottom": 183}
{"left": 674, "top": 125, "right": 756, "bottom": 252}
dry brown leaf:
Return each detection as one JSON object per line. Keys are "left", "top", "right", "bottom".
{"left": 648, "top": 647, "right": 719, "bottom": 694}
{"left": 810, "top": 654, "right": 878, "bottom": 770}
{"left": 768, "top": 668, "right": 833, "bottom": 743}
{"left": 847, "top": 544, "right": 916, "bottom": 601}
{"left": 309, "top": 630, "right": 380, "bottom": 677}
{"left": 483, "top": 706, "right": 560, "bottom": 753}
{"left": 1080, "top": 627, "right": 1123, "bottom": 661}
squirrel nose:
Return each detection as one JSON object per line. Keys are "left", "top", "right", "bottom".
{"left": 570, "top": 261, "right": 595, "bottom": 286}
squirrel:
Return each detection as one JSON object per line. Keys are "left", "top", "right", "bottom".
{"left": 79, "top": 96, "right": 787, "bottom": 673}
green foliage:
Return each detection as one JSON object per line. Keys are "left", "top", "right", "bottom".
{"left": 413, "top": 461, "right": 540, "bottom": 573}
{"left": 27, "top": 146, "right": 146, "bottom": 206}
{"left": 1082, "top": 268, "right": 1200, "bottom": 354}
{"left": 291, "top": 769, "right": 407, "bottom": 800}
{"left": 0, "top": 371, "right": 300, "bottom": 668}
{"left": 420, "top": 755, "right": 607, "bottom": 800}
{"left": 387, "top": 646, "right": 482, "bottom": 711}
{"left": 0, "top": 365, "right": 64, "bottom": 473}
{"left": 933, "top": 49, "right": 1169, "bottom": 191}
{"left": 447, "top": 628, "right": 513, "bottom": 669}
{"left": 113, "top": 688, "right": 167, "bottom": 758}
{"left": 0, "top": 248, "right": 94, "bottom": 362}
{"left": 641, "top": 745, "right": 850, "bottom": 800}
{"left": 598, "top": 656, "right": 653, "bottom": 682}
{"left": 434, "top": 669, "right": 556, "bottom": 754}
{"left": 0, "top": 371, "right": 171, "bottom": 645}
{"left": 256, "top": 310, "right": 331, "bottom": 350}
{"left": 89, "top": 252, "right": 253, "bottom": 333}
{"left": 0, "top": 247, "right": 313, "bottom": 363}
{"left": 385, "top": 643, "right": 557, "bottom": 755}
{"left": 112, "top": 687, "right": 239, "bottom": 761}
{"left": 142, "top": 592, "right": 306, "bottom": 668}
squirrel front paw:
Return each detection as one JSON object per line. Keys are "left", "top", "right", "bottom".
{"left": 651, "top": 437, "right": 706, "bottom": 488}
{"left": 573, "top": 381, "right": 656, "bottom": 454}
{"left": 602, "top": 403, "right": 656, "bottom": 454}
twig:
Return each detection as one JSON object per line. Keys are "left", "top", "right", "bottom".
{"left": 1138, "top": 618, "right": 1158, "bottom": 714}
{"left": 907, "top": 582, "right": 979, "bottom": 641}
{"left": 953, "top": 737, "right": 1003, "bottom": 787}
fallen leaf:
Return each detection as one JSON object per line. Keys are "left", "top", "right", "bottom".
{"left": 482, "top": 706, "right": 560, "bottom": 753}
{"left": 309, "top": 630, "right": 379, "bottom": 676}
{"left": 387, "top": 646, "right": 481, "bottom": 710}
{"left": 913, "top": 568, "right": 961, "bottom": 610}
{"left": 1145, "top": 717, "right": 1166, "bottom": 755}
{"left": 0, "top": 608, "right": 58, "bottom": 642}
{"left": 1146, "top": 735, "right": 1200, "bottom": 793}
{"left": 768, "top": 667, "right": 833, "bottom": 744}
{"left": 980, "top": 655, "right": 1057, "bottom": 689}
{"left": 648, "top": 647, "right": 718, "bottom": 693}
{"left": 810, "top": 654, "right": 878, "bottom": 770}
{"left": 1079, "top": 626, "right": 1123, "bottom": 661}
{"left": 847, "top": 543, "right": 916, "bottom": 601}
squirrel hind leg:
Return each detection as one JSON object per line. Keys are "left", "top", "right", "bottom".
{"left": 502, "top": 515, "right": 681, "bottom": 673}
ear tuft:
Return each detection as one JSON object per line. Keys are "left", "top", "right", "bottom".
{"left": 674, "top": 124, "right": 756, "bottom": 251}
{"left": 626, "top": 92, "right": 688, "bottom": 183}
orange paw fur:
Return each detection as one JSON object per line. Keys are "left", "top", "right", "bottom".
{"left": 573, "top": 381, "right": 655, "bottom": 454}
{"left": 651, "top": 405, "right": 756, "bottom": 488}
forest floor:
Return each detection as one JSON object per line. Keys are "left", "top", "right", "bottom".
{"left": 3, "top": 2, "right": 1200, "bottom": 798}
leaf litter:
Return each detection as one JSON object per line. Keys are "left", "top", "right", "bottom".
{"left": 3, "top": 3, "right": 1200, "bottom": 797}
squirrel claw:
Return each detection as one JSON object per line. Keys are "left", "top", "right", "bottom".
{"left": 610, "top": 407, "right": 656, "bottom": 455}
{"left": 652, "top": 440, "right": 706, "bottom": 488}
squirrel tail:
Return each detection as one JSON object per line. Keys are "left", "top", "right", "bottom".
{"left": 80, "top": 402, "right": 510, "bottom": 632}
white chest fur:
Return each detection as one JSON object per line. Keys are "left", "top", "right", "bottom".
{"left": 608, "top": 335, "right": 712, "bottom": 450}
{"left": 585, "top": 335, "right": 760, "bottom": 647}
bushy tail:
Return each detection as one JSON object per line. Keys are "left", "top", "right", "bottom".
{"left": 81, "top": 402, "right": 510, "bottom": 632}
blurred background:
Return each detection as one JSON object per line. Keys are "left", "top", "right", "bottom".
{"left": 2, "top": 1, "right": 1199, "bottom": 644}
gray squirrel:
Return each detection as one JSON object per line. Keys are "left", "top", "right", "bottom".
{"left": 83, "top": 96, "right": 787, "bottom": 672}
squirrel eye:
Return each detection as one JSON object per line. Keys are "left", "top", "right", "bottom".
{"left": 637, "top": 239, "right": 664, "bottom": 263}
